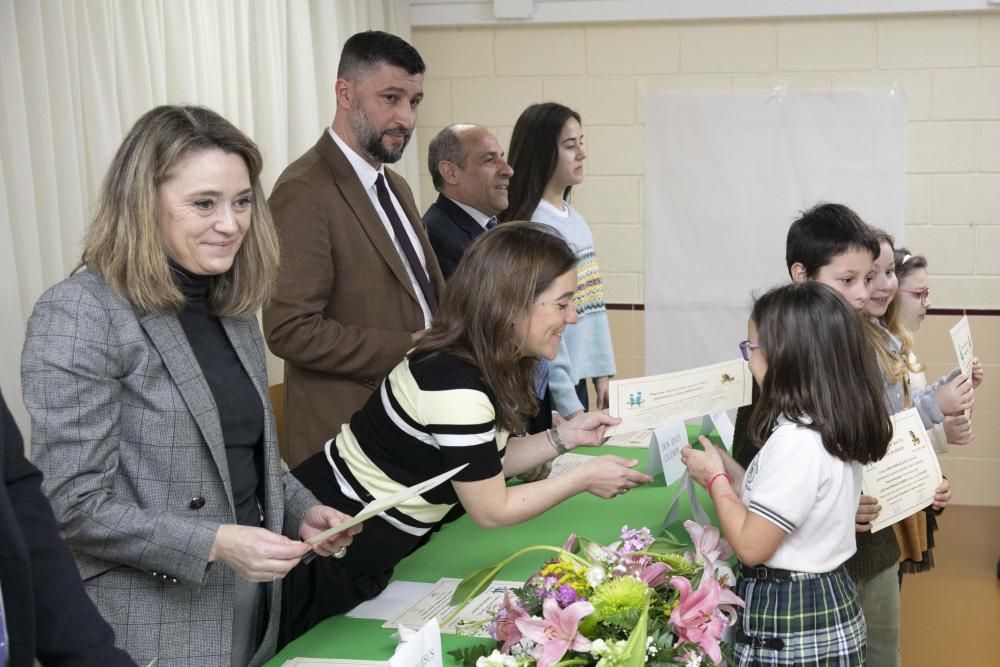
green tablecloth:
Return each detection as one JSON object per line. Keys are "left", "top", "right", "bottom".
{"left": 266, "top": 439, "right": 720, "bottom": 666}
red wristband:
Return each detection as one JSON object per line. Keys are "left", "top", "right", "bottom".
{"left": 707, "top": 471, "right": 732, "bottom": 496}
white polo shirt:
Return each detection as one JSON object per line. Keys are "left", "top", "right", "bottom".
{"left": 741, "top": 415, "right": 862, "bottom": 573}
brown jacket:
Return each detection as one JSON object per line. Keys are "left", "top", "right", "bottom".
{"left": 263, "top": 132, "right": 445, "bottom": 468}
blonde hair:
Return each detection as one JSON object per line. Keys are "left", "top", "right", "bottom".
{"left": 81, "top": 105, "right": 279, "bottom": 316}
{"left": 865, "top": 229, "right": 918, "bottom": 386}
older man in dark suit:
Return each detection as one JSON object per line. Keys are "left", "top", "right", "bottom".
{"left": 0, "top": 391, "right": 136, "bottom": 667}
{"left": 422, "top": 124, "right": 513, "bottom": 279}
{"left": 264, "top": 31, "right": 444, "bottom": 468}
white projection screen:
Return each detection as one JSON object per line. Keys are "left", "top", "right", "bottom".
{"left": 644, "top": 90, "right": 906, "bottom": 373}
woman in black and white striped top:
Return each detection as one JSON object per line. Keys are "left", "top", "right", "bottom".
{"left": 281, "top": 222, "right": 653, "bottom": 644}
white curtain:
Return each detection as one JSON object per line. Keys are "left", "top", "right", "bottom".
{"left": 0, "top": 0, "right": 414, "bottom": 438}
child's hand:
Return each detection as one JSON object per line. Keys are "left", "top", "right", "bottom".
{"left": 935, "top": 374, "right": 974, "bottom": 416}
{"left": 971, "top": 357, "right": 985, "bottom": 388}
{"left": 680, "top": 436, "right": 726, "bottom": 488}
{"left": 944, "top": 414, "right": 974, "bottom": 445}
{"left": 932, "top": 479, "right": 951, "bottom": 511}
{"left": 855, "top": 494, "right": 881, "bottom": 532}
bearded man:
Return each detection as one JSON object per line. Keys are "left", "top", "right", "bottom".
{"left": 264, "top": 31, "right": 444, "bottom": 467}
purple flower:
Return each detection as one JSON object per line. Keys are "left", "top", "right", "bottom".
{"left": 554, "top": 584, "right": 578, "bottom": 607}
{"left": 620, "top": 525, "right": 654, "bottom": 553}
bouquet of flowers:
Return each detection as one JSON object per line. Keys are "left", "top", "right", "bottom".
{"left": 447, "top": 522, "right": 743, "bottom": 667}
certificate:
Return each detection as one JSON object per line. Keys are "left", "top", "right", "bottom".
{"left": 306, "top": 464, "right": 467, "bottom": 544}
{"left": 862, "top": 408, "right": 943, "bottom": 533}
{"left": 383, "top": 577, "right": 522, "bottom": 637}
{"left": 603, "top": 427, "right": 655, "bottom": 448}
{"left": 605, "top": 359, "right": 752, "bottom": 439}
{"left": 949, "top": 315, "right": 974, "bottom": 377}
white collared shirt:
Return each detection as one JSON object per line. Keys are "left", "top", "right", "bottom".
{"left": 328, "top": 128, "right": 432, "bottom": 327}
{"left": 445, "top": 196, "right": 495, "bottom": 230}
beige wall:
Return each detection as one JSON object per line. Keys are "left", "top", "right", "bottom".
{"left": 413, "top": 14, "right": 1000, "bottom": 505}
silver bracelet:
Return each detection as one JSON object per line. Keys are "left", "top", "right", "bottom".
{"left": 546, "top": 428, "right": 568, "bottom": 455}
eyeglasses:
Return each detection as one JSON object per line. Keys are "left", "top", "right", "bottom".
{"left": 899, "top": 287, "right": 930, "bottom": 304}
{"left": 739, "top": 340, "right": 760, "bottom": 362}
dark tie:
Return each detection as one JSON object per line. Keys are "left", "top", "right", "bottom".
{"left": 486, "top": 216, "right": 498, "bottom": 230}
{"left": 375, "top": 174, "right": 438, "bottom": 314}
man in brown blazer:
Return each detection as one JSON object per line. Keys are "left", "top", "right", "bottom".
{"left": 264, "top": 31, "right": 445, "bottom": 468}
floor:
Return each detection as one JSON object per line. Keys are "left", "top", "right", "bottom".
{"left": 899, "top": 505, "right": 1000, "bottom": 665}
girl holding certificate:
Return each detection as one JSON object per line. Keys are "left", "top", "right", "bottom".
{"left": 893, "top": 247, "right": 984, "bottom": 451}
{"left": 681, "top": 281, "right": 892, "bottom": 666}
{"left": 283, "top": 223, "right": 652, "bottom": 643}
{"left": 501, "top": 103, "right": 616, "bottom": 418}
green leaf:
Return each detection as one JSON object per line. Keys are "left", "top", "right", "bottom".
{"left": 450, "top": 564, "right": 499, "bottom": 606}
{"left": 445, "top": 546, "right": 590, "bottom": 623}
{"left": 447, "top": 643, "right": 497, "bottom": 667}
{"left": 622, "top": 597, "right": 650, "bottom": 667}
{"left": 646, "top": 536, "right": 687, "bottom": 555}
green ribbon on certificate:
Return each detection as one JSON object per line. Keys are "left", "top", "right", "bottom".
{"left": 662, "top": 471, "right": 710, "bottom": 531}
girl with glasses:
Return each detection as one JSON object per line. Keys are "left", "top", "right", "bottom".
{"left": 682, "top": 281, "right": 891, "bottom": 666}
{"left": 894, "top": 247, "right": 983, "bottom": 452}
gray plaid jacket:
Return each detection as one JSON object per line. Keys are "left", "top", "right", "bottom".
{"left": 21, "top": 269, "right": 319, "bottom": 666}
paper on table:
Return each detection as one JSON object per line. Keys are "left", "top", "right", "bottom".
{"left": 347, "top": 581, "right": 438, "bottom": 621}
{"left": 648, "top": 421, "right": 688, "bottom": 485}
{"left": 862, "top": 408, "right": 943, "bottom": 533}
{"left": 306, "top": 464, "right": 468, "bottom": 544}
{"left": 383, "top": 577, "right": 522, "bottom": 637}
{"left": 390, "top": 618, "right": 443, "bottom": 667}
{"left": 606, "top": 359, "right": 752, "bottom": 440}
{"left": 603, "top": 427, "right": 655, "bottom": 448}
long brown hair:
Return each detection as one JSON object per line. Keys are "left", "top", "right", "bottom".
{"left": 748, "top": 282, "right": 892, "bottom": 464}
{"left": 81, "top": 105, "right": 279, "bottom": 316}
{"left": 411, "top": 222, "right": 576, "bottom": 433}
{"left": 500, "top": 103, "right": 582, "bottom": 223}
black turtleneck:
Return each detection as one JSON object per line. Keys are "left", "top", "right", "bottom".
{"left": 172, "top": 264, "right": 265, "bottom": 528}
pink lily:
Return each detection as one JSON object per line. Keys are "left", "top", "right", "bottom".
{"left": 494, "top": 591, "right": 530, "bottom": 653}
{"left": 515, "top": 597, "right": 594, "bottom": 667}
{"left": 684, "top": 521, "right": 735, "bottom": 585}
{"left": 669, "top": 575, "right": 744, "bottom": 665}
{"left": 638, "top": 561, "right": 672, "bottom": 587}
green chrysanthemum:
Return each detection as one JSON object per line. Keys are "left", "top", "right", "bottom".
{"left": 591, "top": 576, "right": 650, "bottom": 630}
{"left": 655, "top": 553, "right": 695, "bottom": 576}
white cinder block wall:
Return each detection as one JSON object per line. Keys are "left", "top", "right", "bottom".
{"left": 412, "top": 13, "right": 1000, "bottom": 505}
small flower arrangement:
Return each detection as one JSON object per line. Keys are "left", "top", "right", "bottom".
{"left": 447, "top": 521, "right": 744, "bottom": 667}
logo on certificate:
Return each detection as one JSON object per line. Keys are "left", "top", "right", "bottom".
{"left": 909, "top": 430, "right": 921, "bottom": 447}
{"left": 720, "top": 373, "right": 736, "bottom": 384}
{"left": 626, "top": 391, "right": 645, "bottom": 408}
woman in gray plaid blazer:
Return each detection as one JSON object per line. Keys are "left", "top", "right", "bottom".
{"left": 21, "top": 106, "right": 358, "bottom": 667}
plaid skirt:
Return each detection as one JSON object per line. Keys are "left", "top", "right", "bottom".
{"left": 731, "top": 566, "right": 866, "bottom": 666}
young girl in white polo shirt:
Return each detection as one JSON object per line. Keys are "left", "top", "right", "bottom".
{"left": 682, "top": 281, "right": 893, "bottom": 666}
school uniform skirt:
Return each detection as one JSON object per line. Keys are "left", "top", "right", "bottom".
{"left": 732, "top": 566, "right": 866, "bottom": 666}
